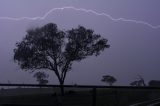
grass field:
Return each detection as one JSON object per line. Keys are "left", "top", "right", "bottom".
{"left": 0, "top": 88, "right": 160, "bottom": 106}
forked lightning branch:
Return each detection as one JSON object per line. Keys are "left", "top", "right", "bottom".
{"left": 0, "top": 6, "right": 159, "bottom": 29}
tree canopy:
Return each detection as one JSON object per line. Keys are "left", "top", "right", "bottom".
{"left": 14, "top": 23, "right": 110, "bottom": 94}
{"left": 33, "top": 71, "right": 49, "bottom": 85}
{"left": 130, "top": 75, "right": 146, "bottom": 86}
{"left": 101, "top": 75, "right": 117, "bottom": 86}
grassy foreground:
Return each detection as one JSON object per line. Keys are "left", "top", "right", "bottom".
{"left": 0, "top": 88, "right": 160, "bottom": 106}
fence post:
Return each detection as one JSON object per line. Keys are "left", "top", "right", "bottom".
{"left": 115, "top": 89, "right": 119, "bottom": 106}
{"left": 92, "top": 87, "right": 97, "bottom": 106}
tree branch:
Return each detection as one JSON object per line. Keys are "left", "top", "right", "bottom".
{"left": 61, "top": 60, "right": 71, "bottom": 82}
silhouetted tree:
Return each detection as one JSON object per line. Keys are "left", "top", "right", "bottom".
{"left": 13, "top": 23, "right": 110, "bottom": 95}
{"left": 33, "top": 72, "right": 49, "bottom": 85}
{"left": 130, "top": 81, "right": 139, "bottom": 86}
{"left": 148, "top": 80, "right": 160, "bottom": 87}
{"left": 130, "top": 75, "right": 146, "bottom": 86}
{"left": 101, "top": 75, "right": 117, "bottom": 86}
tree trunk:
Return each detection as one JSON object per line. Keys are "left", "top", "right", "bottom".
{"left": 55, "top": 71, "right": 65, "bottom": 96}
{"left": 60, "top": 81, "right": 64, "bottom": 96}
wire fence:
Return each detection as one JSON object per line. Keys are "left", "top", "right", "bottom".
{"left": 0, "top": 84, "right": 160, "bottom": 106}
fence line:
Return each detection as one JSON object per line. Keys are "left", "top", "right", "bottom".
{"left": 0, "top": 84, "right": 160, "bottom": 106}
{"left": 0, "top": 84, "right": 160, "bottom": 89}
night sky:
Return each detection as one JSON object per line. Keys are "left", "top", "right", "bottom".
{"left": 0, "top": 0, "right": 160, "bottom": 85}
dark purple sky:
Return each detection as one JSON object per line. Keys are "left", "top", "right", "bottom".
{"left": 0, "top": 0, "right": 160, "bottom": 85}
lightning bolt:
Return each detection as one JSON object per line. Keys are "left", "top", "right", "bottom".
{"left": 0, "top": 6, "right": 159, "bottom": 29}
